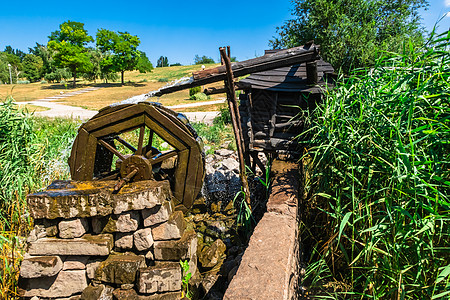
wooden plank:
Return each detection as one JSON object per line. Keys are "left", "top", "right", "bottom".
{"left": 173, "top": 149, "right": 189, "bottom": 202}
{"left": 92, "top": 104, "right": 134, "bottom": 119}
{"left": 90, "top": 115, "right": 144, "bottom": 139}
{"left": 183, "top": 148, "right": 200, "bottom": 208}
{"left": 69, "top": 129, "right": 89, "bottom": 180}
{"left": 143, "top": 115, "right": 186, "bottom": 151}
{"left": 155, "top": 44, "right": 320, "bottom": 96}
{"left": 84, "top": 105, "right": 144, "bottom": 132}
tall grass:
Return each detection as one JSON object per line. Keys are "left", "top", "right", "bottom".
{"left": 301, "top": 31, "right": 450, "bottom": 299}
{"left": 0, "top": 99, "right": 79, "bottom": 298}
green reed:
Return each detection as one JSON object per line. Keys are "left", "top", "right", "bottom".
{"left": 301, "top": 31, "right": 450, "bottom": 299}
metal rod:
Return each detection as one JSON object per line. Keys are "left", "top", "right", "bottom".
{"left": 220, "top": 46, "right": 252, "bottom": 208}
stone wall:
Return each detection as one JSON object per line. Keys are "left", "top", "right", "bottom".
{"left": 19, "top": 180, "right": 197, "bottom": 299}
{"left": 224, "top": 160, "right": 301, "bottom": 300}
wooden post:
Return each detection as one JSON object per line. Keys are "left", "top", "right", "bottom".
{"left": 220, "top": 47, "right": 251, "bottom": 208}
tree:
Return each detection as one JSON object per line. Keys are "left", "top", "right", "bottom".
{"left": 0, "top": 52, "right": 22, "bottom": 83}
{"left": 270, "top": 0, "right": 429, "bottom": 73}
{"left": 137, "top": 51, "right": 153, "bottom": 73}
{"left": 96, "top": 29, "right": 141, "bottom": 85}
{"left": 194, "top": 55, "right": 215, "bottom": 65}
{"left": 48, "top": 20, "right": 94, "bottom": 87}
{"left": 22, "top": 54, "right": 43, "bottom": 82}
{"left": 4, "top": 46, "right": 26, "bottom": 61}
{"left": 157, "top": 56, "right": 169, "bottom": 67}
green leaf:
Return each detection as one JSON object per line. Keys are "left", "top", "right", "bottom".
{"left": 436, "top": 264, "right": 450, "bottom": 284}
{"left": 338, "top": 212, "right": 352, "bottom": 246}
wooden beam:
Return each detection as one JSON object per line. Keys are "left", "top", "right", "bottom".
{"left": 155, "top": 44, "right": 320, "bottom": 96}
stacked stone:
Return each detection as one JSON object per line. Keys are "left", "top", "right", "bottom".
{"left": 19, "top": 180, "right": 197, "bottom": 299}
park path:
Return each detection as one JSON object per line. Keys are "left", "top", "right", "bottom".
{"left": 17, "top": 90, "right": 223, "bottom": 124}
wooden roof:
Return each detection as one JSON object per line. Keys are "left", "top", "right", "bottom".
{"left": 237, "top": 58, "right": 334, "bottom": 92}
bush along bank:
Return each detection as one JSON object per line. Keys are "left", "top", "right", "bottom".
{"left": 300, "top": 31, "right": 450, "bottom": 299}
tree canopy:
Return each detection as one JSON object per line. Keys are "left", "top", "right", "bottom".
{"left": 270, "top": 0, "right": 429, "bottom": 73}
{"left": 96, "top": 29, "right": 141, "bottom": 85}
{"left": 157, "top": 56, "right": 169, "bottom": 67}
{"left": 194, "top": 55, "right": 215, "bottom": 65}
{"left": 48, "top": 20, "right": 94, "bottom": 87}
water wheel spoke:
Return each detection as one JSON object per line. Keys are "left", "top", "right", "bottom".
{"left": 151, "top": 150, "right": 178, "bottom": 165}
{"left": 115, "top": 136, "right": 137, "bottom": 153}
{"left": 98, "top": 139, "right": 126, "bottom": 161}
{"left": 148, "top": 130, "right": 154, "bottom": 148}
{"left": 136, "top": 126, "right": 145, "bottom": 155}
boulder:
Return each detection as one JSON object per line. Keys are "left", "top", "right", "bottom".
{"left": 20, "top": 256, "right": 63, "bottom": 278}
{"left": 152, "top": 211, "right": 186, "bottom": 241}
{"left": 142, "top": 201, "right": 173, "bottom": 227}
{"left": 28, "top": 234, "right": 113, "bottom": 256}
{"left": 58, "top": 218, "right": 89, "bottom": 239}
{"left": 133, "top": 228, "right": 154, "bottom": 251}
{"left": 137, "top": 262, "right": 182, "bottom": 294}
{"left": 199, "top": 239, "right": 226, "bottom": 269}
{"left": 27, "top": 180, "right": 171, "bottom": 219}
{"left": 18, "top": 270, "right": 87, "bottom": 298}
{"left": 95, "top": 254, "right": 145, "bottom": 284}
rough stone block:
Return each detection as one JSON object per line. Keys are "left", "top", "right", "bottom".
{"left": 154, "top": 230, "right": 197, "bottom": 261}
{"left": 28, "top": 234, "right": 113, "bottom": 256}
{"left": 113, "top": 288, "right": 182, "bottom": 300}
{"left": 86, "top": 258, "right": 103, "bottom": 280}
{"left": 142, "top": 200, "right": 173, "bottom": 227}
{"left": 18, "top": 270, "right": 87, "bottom": 298}
{"left": 133, "top": 228, "right": 154, "bottom": 251}
{"left": 151, "top": 211, "right": 186, "bottom": 241}
{"left": 63, "top": 256, "right": 89, "bottom": 270}
{"left": 137, "top": 262, "right": 182, "bottom": 294}
{"left": 95, "top": 254, "right": 145, "bottom": 284}
{"left": 80, "top": 284, "right": 113, "bottom": 300}
{"left": 58, "top": 218, "right": 89, "bottom": 239}
{"left": 115, "top": 232, "right": 133, "bottom": 250}
{"left": 199, "top": 239, "right": 226, "bottom": 269}
{"left": 27, "top": 180, "right": 171, "bottom": 219}
{"left": 103, "top": 211, "right": 139, "bottom": 233}
{"left": 20, "top": 256, "right": 63, "bottom": 278}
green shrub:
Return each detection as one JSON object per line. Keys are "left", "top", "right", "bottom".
{"left": 302, "top": 32, "right": 450, "bottom": 299}
{"left": 213, "top": 105, "right": 231, "bottom": 125}
{"left": 17, "top": 80, "right": 30, "bottom": 84}
{"left": 189, "top": 92, "right": 208, "bottom": 101}
{"left": 189, "top": 86, "right": 201, "bottom": 96}
{"left": 158, "top": 77, "right": 169, "bottom": 82}
{"left": 40, "top": 80, "right": 48, "bottom": 84}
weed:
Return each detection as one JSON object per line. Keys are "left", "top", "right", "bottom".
{"left": 180, "top": 260, "right": 192, "bottom": 299}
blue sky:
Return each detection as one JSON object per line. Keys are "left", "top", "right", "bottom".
{"left": 0, "top": 0, "right": 449, "bottom": 66}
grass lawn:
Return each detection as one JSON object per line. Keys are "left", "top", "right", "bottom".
{"left": 0, "top": 63, "right": 225, "bottom": 111}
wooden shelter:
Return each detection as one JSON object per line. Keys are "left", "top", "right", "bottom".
{"left": 236, "top": 50, "right": 334, "bottom": 169}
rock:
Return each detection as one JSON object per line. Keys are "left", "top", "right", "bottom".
{"left": 191, "top": 197, "right": 208, "bottom": 214}
{"left": 86, "top": 259, "right": 103, "bottom": 280}
{"left": 115, "top": 233, "right": 133, "bottom": 250}
{"left": 219, "top": 157, "right": 239, "bottom": 172}
{"left": 145, "top": 250, "right": 154, "bottom": 261}
{"left": 103, "top": 211, "right": 139, "bottom": 233}
{"left": 203, "top": 169, "right": 240, "bottom": 204}
{"left": 27, "top": 225, "right": 46, "bottom": 243}
{"left": 59, "top": 218, "right": 89, "bottom": 239}
{"left": 152, "top": 211, "right": 186, "bottom": 241}
{"left": 154, "top": 230, "right": 197, "bottom": 261}
{"left": 228, "top": 265, "right": 238, "bottom": 282}
{"left": 120, "top": 283, "right": 134, "bottom": 290}
{"left": 20, "top": 256, "right": 63, "bottom": 278}
{"left": 81, "top": 284, "right": 114, "bottom": 300}
{"left": 199, "top": 239, "right": 226, "bottom": 269}
{"left": 142, "top": 200, "right": 173, "bottom": 227}
{"left": 200, "top": 273, "right": 220, "bottom": 295}
{"left": 112, "top": 288, "right": 139, "bottom": 300}
{"left": 27, "top": 180, "right": 171, "bottom": 219}
{"left": 112, "top": 288, "right": 181, "bottom": 300}
{"left": 133, "top": 228, "right": 154, "bottom": 251}
{"left": 214, "top": 149, "right": 234, "bottom": 157}
{"left": 28, "top": 234, "right": 113, "bottom": 256}
{"left": 95, "top": 254, "right": 145, "bottom": 284}
{"left": 137, "top": 262, "right": 182, "bottom": 294}
{"left": 19, "top": 270, "right": 87, "bottom": 298}
{"left": 63, "top": 256, "right": 89, "bottom": 270}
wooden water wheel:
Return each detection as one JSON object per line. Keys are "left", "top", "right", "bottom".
{"left": 68, "top": 102, "right": 204, "bottom": 209}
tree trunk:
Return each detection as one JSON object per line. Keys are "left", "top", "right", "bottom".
{"left": 73, "top": 70, "right": 77, "bottom": 88}
{"left": 121, "top": 71, "right": 124, "bottom": 86}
